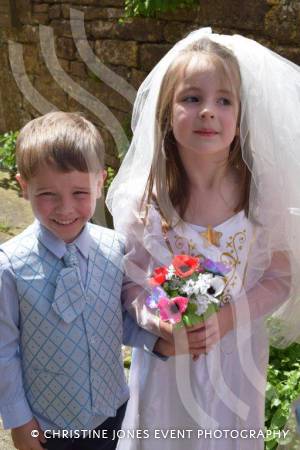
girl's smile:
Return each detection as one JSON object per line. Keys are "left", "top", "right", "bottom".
{"left": 194, "top": 128, "right": 219, "bottom": 136}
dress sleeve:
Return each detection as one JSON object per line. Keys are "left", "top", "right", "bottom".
{"left": 0, "top": 251, "right": 33, "bottom": 429}
{"left": 121, "top": 206, "right": 171, "bottom": 336}
{"left": 122, "top": 308, "right": 158, "bottom": 350}
{"left": 233, "top": 250, "right": 291, "bottom": 329}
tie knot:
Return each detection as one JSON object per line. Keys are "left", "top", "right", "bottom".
{"left": 63, "top": 244, "right": 78, "bottom": 267}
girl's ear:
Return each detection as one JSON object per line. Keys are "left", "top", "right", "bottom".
{"left": 15, "top": 174, "right": 29, "bottom": 200}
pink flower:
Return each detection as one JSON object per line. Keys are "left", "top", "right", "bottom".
{"left": 157, "top": 296, "right": 189, "bottom": 324}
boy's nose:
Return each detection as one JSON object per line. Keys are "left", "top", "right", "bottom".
{"left": 57, "top": 197, "right": 74, "bottom": 213}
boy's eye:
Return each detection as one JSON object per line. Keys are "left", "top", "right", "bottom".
{"left": 74, "top": 191, "right": 89, "bottom": 196}
{"left": 38, "top": 192, "right": 55, "bottom": 197}
{"left": 218, "top": 97, "right": 231, "bottom": 106}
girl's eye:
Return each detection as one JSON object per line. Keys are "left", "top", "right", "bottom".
{"left": 218, "top": 97, "right": 231, "bottom": 106}
{"left": 183, "top": 96, "right": 199, "bottom": 103}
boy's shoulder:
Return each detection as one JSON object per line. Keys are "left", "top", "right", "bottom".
{"left": 88, "top": 223, "right": 125, "bottom": 243}
{"left": 87, "top": 222, "right": 126, "bottom": 252}
{"left": 0, "top": 223, "right": 38, "bottom": 259}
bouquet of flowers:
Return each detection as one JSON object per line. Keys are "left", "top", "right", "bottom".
{"left": 146, "top": 255, "right": 231, "bottom": 327}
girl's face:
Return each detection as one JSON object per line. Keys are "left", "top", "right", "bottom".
{"left": 171, "top": 58, "right": 240, "bottom": 161}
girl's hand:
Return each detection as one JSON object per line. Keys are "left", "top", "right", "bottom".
{"left": 154, "top": 337, "right": 175, "bottom": 356}
{"left": 11, "top": 417, "right": 46, "bottom": 450}
{"left": 159, "top": 319, "right": 173, "bottom": 343}
{"left": 187, "top": 304, "right": 234, "bottom": 356}
{"left": 154, "top": 336, "right": 204, "bottom": 358}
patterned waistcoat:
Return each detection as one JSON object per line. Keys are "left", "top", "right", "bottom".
{"left": 1, "top": 224, "right": 128, "bottom": 429}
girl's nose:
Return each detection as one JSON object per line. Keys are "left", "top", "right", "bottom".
{"left": 200, "top": 108, "right": 215, "bottom": 119}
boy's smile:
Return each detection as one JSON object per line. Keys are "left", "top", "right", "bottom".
{"left": 17, "top": 165, "right": 106, "bottom": 243}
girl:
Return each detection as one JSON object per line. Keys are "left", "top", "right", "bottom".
{"left": 107, "top": 29, "right": 300, "bottom": 449}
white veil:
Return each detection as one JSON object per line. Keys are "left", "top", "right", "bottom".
{"left": 106, "top": 28, "right": 300, "bottom": 348}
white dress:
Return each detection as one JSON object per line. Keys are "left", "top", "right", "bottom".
{"left": 118, "top": 209, "right": 270, "bottom": 450}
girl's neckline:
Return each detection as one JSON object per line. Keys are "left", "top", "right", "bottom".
{"left": 185, "top": 210, "right": 245, "bottom": 231}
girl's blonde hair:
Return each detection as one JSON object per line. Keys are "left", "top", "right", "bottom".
{"left": 142, "top": 38, "right": 251, "bottom": 228}
{"left": 16, "top": 111, "right": 104, "bottom": 180}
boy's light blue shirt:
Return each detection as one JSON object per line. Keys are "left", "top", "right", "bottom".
{"left": 0, "top": 221, "right": 157, "bottom": 430}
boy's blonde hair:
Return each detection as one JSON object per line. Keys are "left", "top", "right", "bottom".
{"left": 143, "top": 38, "right": 251, "bottom": 228}
{"left": 16, "top": 111, "right": 104, "bottom": 180}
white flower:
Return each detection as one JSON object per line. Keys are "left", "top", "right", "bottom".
{"left": 166, "top": 264, "right": 176, "bottom": 280}
{"left": 191, "top": 275, "right": 225, "bottom": 316}
{"left": 194, "top": 293, "right": 220, "bottom": 315}
{"left": 205, "top": 276, "right": 225, "bottom": 297}
{"left": 180, "top": 274, "right": 225, "bottom": 317}
{"left": 195, "top": 273, "right": 214, "bottom": 295}
{"left": 180, "top": 279, "right": 198, "bottom": 296}
{"left": 193, "top": 295, "right": 210, "bottom": 315}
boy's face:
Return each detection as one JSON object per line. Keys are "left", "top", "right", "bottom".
{"left": 16, "top": 165, "right": 106, "bottom": 243}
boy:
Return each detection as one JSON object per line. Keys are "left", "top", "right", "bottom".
{"left": 0, "top": 112, "right": 170, "bottom": 450}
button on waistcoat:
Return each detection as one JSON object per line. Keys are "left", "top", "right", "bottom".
{"left": 1, "top": 224, "right": 127, "bottom": 429}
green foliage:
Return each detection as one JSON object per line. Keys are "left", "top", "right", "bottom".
{"left": 265, "top": 343, "right": 300, "bottom": 449}
{"left": 0, "top": 222, "right": 13, "bottom": 235}
{"left": 124, "top": 0, "right": 198, "bottom": 17}
{"left": 104, "top": 166, "right": 117, "bottom": 191}
{"left": 123, "top": 355, "right": 132, "bottom": 369}
{"left": 0, "top": 131, "right": 18, "bottom": 176}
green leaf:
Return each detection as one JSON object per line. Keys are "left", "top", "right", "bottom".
{"left": 270, "top": 405, "right": 290, "bottom": 429}
{"left": 202, "top": 302, "right": 219, "bottom": 321}
{"left": 265, "top": 438, "right": 279, "bottom": 449}
{"left": 123, "top": 355, "right": 131, "bottom": 369}
{"left": 0, "top": 130, "right": 18, "bottom": 175}
{"left": 124, "top": 0, "right": 198, "bottom": 17}
{"left": 271, "top": 398, "right": 281, "bottom": 408}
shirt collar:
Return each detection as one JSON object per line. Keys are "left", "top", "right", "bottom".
{"left": 35, "top": 220, "right": 92, "bottom": 260}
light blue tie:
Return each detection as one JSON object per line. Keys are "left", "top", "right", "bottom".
{"left": 52, "top": 244, "right": 86, "bottom": 323}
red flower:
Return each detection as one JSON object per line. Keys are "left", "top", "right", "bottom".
{"left": 172, "top": 254, "right": 200, "bottom": 278}
{"left": 149, "top": 266, "right": 168, "bottom": 286}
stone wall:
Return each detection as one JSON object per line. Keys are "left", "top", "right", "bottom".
{"left": 1, "top": 0, "right": 300, "bottom": 167}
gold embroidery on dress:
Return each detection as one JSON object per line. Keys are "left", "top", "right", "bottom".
{"left": 200, "top": 225, "right": 223, "bottom": 247}
{"left": 159, "top": 210, "right": 249, "bottom": 305}
{"left": 173, "top": 234, "right": 188, "bottom": 253}
{"left": 188, "top": 240, "right": 197, "bottom": 255}
{"left": 168, "top": 230, "right": 248, "bottom": 300}
{"left": 241, "top": 226, "right": 257, "bottom": 292}
{"left": 221, "top": 292, "right": 232, "bottom": 305}
{"left": 220, "top": 230, "right": 247, "bottom": 302}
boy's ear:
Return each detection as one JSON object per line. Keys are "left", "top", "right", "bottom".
{"left": 15, "top": 174, "right": 29, "bottom": 199}
{"left": 96, "top": 170, "right": 107, "bottom": 198}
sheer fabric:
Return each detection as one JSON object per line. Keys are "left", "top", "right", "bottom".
{"left": 106, "top": 28, "right": 300, "bottom": 450}
{"left": 107, "top": 28, "right": 300, "bottom": 347}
